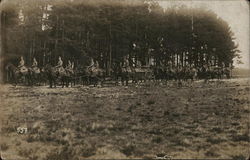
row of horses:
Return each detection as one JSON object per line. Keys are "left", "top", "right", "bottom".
{"left": 5, "top": 63, "right": 231, "bottom": 88}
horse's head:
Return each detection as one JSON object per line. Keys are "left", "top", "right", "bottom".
{"left": 5, "top": 63, "right": 17, "bottom": 71}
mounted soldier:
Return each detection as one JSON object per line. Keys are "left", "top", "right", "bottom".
{"left": 31, "top": 58, "right": 40, "bottom": 74}
{"left": 71, "top": 62, "right": 74, "bottom": 70}
{"left": 87, "top": 58, "right": 95, "bottom": 73}
{"left": 65, "top": 60, "right": 74, "bottom": 74}
{"left": 187, "top": 64, "right": 197, "bottom": 81}
{"left": 18, "top": 56, "right": 28, "bottom": 73}
{"left": 55, "top": 56, "right": 65, "bottom": 73}
{"left": 122, "top": 56, "right": 131, "bottom": 73}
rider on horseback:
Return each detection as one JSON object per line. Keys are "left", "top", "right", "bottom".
{"left": 66, "top": 60, "right": 72, "bottom": 69}
{"left": 122, "top": 56, "right": 130, "bottom": 72}
{"left": 87, "top": 58, "right": 95, "bottom": 74}
{"left": 18, "top": 56, "right": 24, "bottom": 68}
{"left": 31, "top": 58, "right": 40, "bottom": 73}
{"left": 18, "top": 56, "right": 28, "bottom": 73}
{"left": 55, "top": 56, "right": 64, "bottom": 73}
{"left": 65, "top": 60, "right": 74, "bottom": 74}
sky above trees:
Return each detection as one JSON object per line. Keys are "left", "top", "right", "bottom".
{"left": 159, "top": 0, "right": 249, "bottom": 69}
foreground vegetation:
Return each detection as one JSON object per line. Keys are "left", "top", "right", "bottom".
{"left": 0, "top": 79, "right": 249, "bottom": 159}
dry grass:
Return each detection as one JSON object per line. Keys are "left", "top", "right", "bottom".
{"left": 0, "top": 79, "right": 249, "bottom": 159}
{"left": 0, "top": 142, "right": 9, "bottom": 151}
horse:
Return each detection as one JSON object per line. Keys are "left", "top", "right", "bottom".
{"left": 209, "top": 67, "right": 224, "bottom": 81}
{"left": 43, "top": 64, "right": 69, "bottom": 88}
{"left": 65, "top": 67, "right": 77, "bottom": 87}
{"left": 28, "top": 66, "right": 43, "bottom": 86}
{"left": 223, "top": 67, "right": 231, "bottom": 79}
{"left": 181, "top": 67, "right": 197, "bottom": 87}
{"left": 5, "top": 63, "right": 31, "bottom": 86}
{"left": 197, "top": 66, "right": 210, "bottom": 82}
{"left": 152, "top": 66, "right": 165, "bottom": 81}
{"left": 88, "top": 66, "right": 105, "bottom": 86}
{"left": 130, "top": 66, "right": 154, "bottom": 84}
{"left": 165, "top": 68, "right": 175, "bottom": 82}
{"left": 75, "top": 66, "right": 90, "bottom": 86}
{"left": 77, "top": 65, "right": 105, "bottom": 87}
{"left": 112, "top": 64, "right": 131, "bottom": 86}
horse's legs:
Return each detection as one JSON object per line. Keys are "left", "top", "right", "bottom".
{"left": 126, "top": 75, "right": 129, "bottom": 86}
{"left": 62, "top": 78, "right": 65, "bottom": 88}
{"left": 115, "top": 75, "right": 118, "bottom": 86}
{"left": 73, "top": 77, "right": 76, "bottom": 86}
{"left": 49, "top": 79, "right": 53, "bottom": 88}
{"left": 67, "top": 78, "right": 70, "bottom": 87}
{"left": 70, "top": 78, "right": 73, "bottom": 87}
{"left": 54, "top": 78, "right": 57, "bottom": 88}
{"left": 14, "top": 75, "right": 18, "bottom": 86}
{"left": 121, "top": 75, "right": 124, "bottom": 86}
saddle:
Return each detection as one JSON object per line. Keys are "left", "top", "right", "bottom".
{"left": 54, "top": 66, "right": 65, "bottom": 74}
{"left": 31, "top": 67, "right": 40, "bottom": 74}
{"left": 19, "top": 66, "right": 28, "bottom": 73}
{"left": 65, "top": 68, "right": 74, "bottom": 75}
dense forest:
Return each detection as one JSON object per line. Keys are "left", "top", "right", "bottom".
{"left": 0, "top": 0, "right": 240, "bottom": 76}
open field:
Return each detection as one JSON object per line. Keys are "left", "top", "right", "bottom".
{"left": 232, "top": 68, "right": 250, "bottom": 78}
{"left": 0, "top": 79, "right": 250, "bottom": 160}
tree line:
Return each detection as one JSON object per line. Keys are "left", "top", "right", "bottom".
{"left": 1, "top": 0, "right": 240, "bottom": 76}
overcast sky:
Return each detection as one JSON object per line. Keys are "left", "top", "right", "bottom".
{"left": 158, "top": 0, "right": 249, "bottom": 69}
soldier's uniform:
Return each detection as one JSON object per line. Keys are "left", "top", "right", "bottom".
{"left": 32, "top": 58, "right": 40, "bottom": 73}
{"left": 87, "top": 58, "right": 95, "bottom": 73}
{"left": 55, "top": 57, "right": 64, "bottom": 73}
{"left": 122, "top": 57, "right": 130, "bottom": 72}
{"left": 18, "top": 56, "right": 28, "bottom": 73}
{"left": 66, "top": 60, "right": 73, "bottom": 74}
{"left": 66, "top": 60, "right": 71, "bottom": 69}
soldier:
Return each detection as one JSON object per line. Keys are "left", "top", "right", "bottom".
{"left": 123, "top": 56, "right": 129, "bottom": 67}
{"left": 31, "top": 58, "right": 40, "bottom": 73}
{"left": 18, "top": 56, "right": 28, "bottom": 73}
{"left": 55, "top": 56, "right": 63, "bottom": 68}
{"left": 66, "top": 60, "right": 72, "bottom": 69}
{"left": 32, "top": 58, "right": 38, "bottom": 67}
{"left": 71, "top": 62, "right": 74, "bottom": 70}
{"left": 190, "top": 64, "right": 197, "bottom": 80}
{"left": 55, "top": 56, "right": 64, "bottom": 73}
{"left": 122, "top": 56, "right": 130, "bottom": 72}
{"left": 66, "top": 60, "right": 73, "bottom": 74}
{"left": 137, "top": 60, "right": 142, "bottom": 68}
{"left": 95, "top": 61, "right": 99, "bottom": 68}
{"left": 18, "top": 56, "right": 25, "bottom": 68}
{"left": 90, "top": 58, "right": 95, "bottom": 67}
{"left": 87, "top": 58, "right": 95, "bottom": 73}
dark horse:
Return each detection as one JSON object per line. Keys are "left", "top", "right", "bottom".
{"left": 76, "top": 65, "right": 105, "bottom": 87}
{"left": 5, "top": 63, "right": 31, "bottom": 86}
{"left": 43, "top": 64, "right": 70, "bottom": 88}
{"left": 113, "top": 63, "right": 129, "bottom": 86}
{"left": 65, "top": 68, "right": 77, "bottom": 87}
{"left": 28, "top": 67, "right": 43, "bottom": 86}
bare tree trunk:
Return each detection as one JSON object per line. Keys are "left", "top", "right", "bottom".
{"left": 108, "top": 23, "right": 112, "bottom": 76}
{"left": 54, "top": 15, "right": 59, "bottom": 64}
{"left": 0, "top": 10, "right": 6, "bottom": 83}
{"left": 62, "top": 20, "right": 65, "bottom": 59}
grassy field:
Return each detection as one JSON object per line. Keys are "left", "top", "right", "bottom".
{"left": 0, "top": 79, "right": 249, "bottom": 160}
{"left": 232, "top": 68, "right": 250, "bottom": 78}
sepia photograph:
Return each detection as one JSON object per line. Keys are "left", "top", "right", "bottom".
{"left": 0, "top": 0, "right": 249, "bottom": 159}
